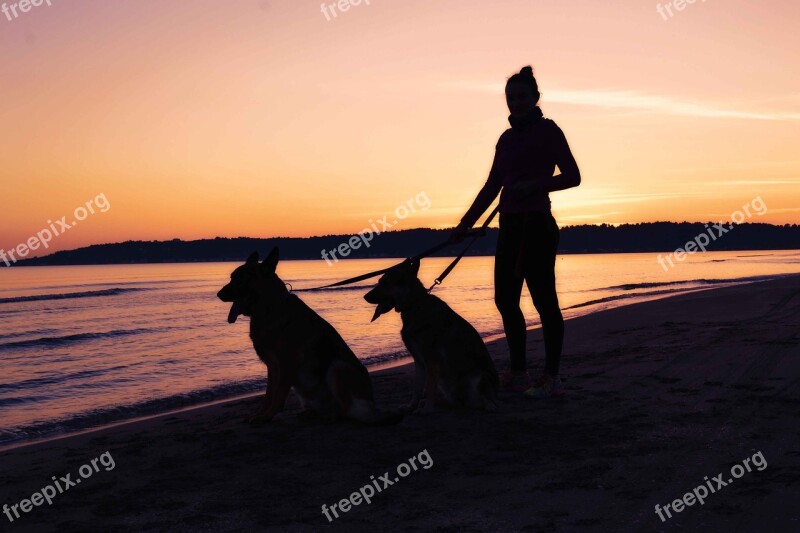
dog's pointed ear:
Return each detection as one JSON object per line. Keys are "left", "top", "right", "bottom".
{"left": 246, "top": 251, "right": 259, "bottom": 264}
{"left": 262, "top": 247, "right": 279, "bottom": 272}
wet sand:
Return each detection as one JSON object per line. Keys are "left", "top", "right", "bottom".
{"left": 1, "top": 275, "right": 799, "bottom": 532}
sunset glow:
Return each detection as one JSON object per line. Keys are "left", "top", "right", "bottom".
{"left": 2, "top": 0, "right": 798, "bottom": 256}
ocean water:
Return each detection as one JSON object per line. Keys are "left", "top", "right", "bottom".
{"left": 1, "top": 250, "right": 799, "bottom": 447}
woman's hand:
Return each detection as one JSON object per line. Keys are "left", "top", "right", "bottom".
{"left": 449, "top": 223, "right": 470, "bottom": 244}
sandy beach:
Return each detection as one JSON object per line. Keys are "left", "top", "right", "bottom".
{"left": 1, "top": 275, "right": 798, "bottom": 532}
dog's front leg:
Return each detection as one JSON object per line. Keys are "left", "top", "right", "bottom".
{"left": 247, "top": 368, "right": 275, "bottom": 423}
{"left": 247, "top": 363, "right": 283, "bottom": 424}
{"left": 418, "top": 361, "right": 439, "bottom": 414}
{"left": 405, "top": 362, "right": 426, "bottom": 413}
{"left": 258, "top": 372, "right": 292, "bottom": 423}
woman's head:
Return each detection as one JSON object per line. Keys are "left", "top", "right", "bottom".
{"left": 505, "top": 66, "right": 540, "bottom": 117}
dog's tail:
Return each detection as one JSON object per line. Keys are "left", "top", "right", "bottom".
{"left": 327, "top": 361, "right": 404, "bottom": 425}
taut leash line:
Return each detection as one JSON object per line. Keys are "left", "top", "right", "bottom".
{"left": 427, "top": 205, "right": 499, "bottom": 292}
{"left": 293, "top": 205, "right": 500, "bottom": 293}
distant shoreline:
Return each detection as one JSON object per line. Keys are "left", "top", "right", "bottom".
{"left": 7, "top": 222, "right": 800, "bottom": 267}
{"left": 5, "top": 248, "right": 800, "bottom": 269}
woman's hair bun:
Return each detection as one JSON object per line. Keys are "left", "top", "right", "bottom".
{"left": 506, "top": 65, "right": 541, "bottom": 104}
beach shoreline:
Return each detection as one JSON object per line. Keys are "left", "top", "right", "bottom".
{"left": 1, "top": 275, "right": 799, "bottom": 531}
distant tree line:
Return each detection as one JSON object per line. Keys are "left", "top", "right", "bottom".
{"left": 13, "top": 222, "right": 800, "bottom": 266}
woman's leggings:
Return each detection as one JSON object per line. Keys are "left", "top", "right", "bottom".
{"left": 494, "top": 211, "right": 564, "bottom": 375}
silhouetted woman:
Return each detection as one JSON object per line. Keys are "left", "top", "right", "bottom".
{"left": 450, "top": 66, "right": 581, "bottom": 397}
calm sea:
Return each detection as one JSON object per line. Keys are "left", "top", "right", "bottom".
{"left": 1, "top": 251, "right": 799, "bottom": 446}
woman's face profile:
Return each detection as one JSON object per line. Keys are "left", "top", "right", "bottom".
{"left": 505, "top": 82, "right": 536, "bottom": 117}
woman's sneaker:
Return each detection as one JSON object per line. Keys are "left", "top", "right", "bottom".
{"left": 499, "top": 369, "right": 532, "bottom": 393}
{"left": 524, "top": 374, "right": 566, "bottom": 398}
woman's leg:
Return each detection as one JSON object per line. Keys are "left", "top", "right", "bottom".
{"left": 522, "top": 213, "right": 564, "bottom": 376}
{"left": 494, "top": 212, "right": 527, "bottom": 372}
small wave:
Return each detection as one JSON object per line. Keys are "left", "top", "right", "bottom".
{"left": 0, "top": 288, "right": 148, "bottom": 305}
{"left": 596, "top": 275, "right": 777, "bottom": 292}
{"left": 0, "top": 362, "right": 147, "bottom": 392}
{"left": 0, "top": 396, "right": 32, "bottom": 407}
{"left": 0, "top": 280, "right": 176, "bottom": 296}
{"left": 567, "top": 275, "right": 785, "bottom": 310}
{"left": 564, "top": 289, "right": 694, "bottom": 310}
{"left": 360, "top": 349, "right": 410, "bottom": 367}
{"left": 291, "top": 283, "right": 377, "bottom": 293}
{"left": 0, "top": 378, "right": 269, "bottom": 446}
{"left": 0, "top": 328, "right": 60, "bottom": 341}
{"left": 0, "top": 328, "right": 158, "bottom": 352}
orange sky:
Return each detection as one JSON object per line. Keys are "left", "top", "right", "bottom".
{"left": 1, "top": 0, "right": 798, "bottom": 256}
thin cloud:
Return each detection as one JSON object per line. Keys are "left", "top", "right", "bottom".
{"left": 660, "top": 162, "right": 800, "bottom": 174}
{"left": 558, "top": 211, "right": 624, "bottom": 222}
{"left": 563, "top": 191, "right": 704, "bottom": 209}
{"left": 761, "top": 207, "right": 800, "bottom": 214}
{"left": 709, "top": 180, "right": 800, "bottom": 186}
{"left": 446, "top": 82, "right": 800, "bottom": 122}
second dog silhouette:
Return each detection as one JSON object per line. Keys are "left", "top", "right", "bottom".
{"left": 365, "top": 260, "right": 499, "bottom": 413}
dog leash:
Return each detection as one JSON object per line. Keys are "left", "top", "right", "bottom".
{"left": 291, "top": 262, "right": 403, "bottom": 292}
{"left": 426, "top": 205, "right": 500, "bottom": 293}
{"left": 293, "top": 205, "right": 500, "bottom": 293}
{"left": 290, "top": 232, "right": 478, "bottom": 292}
